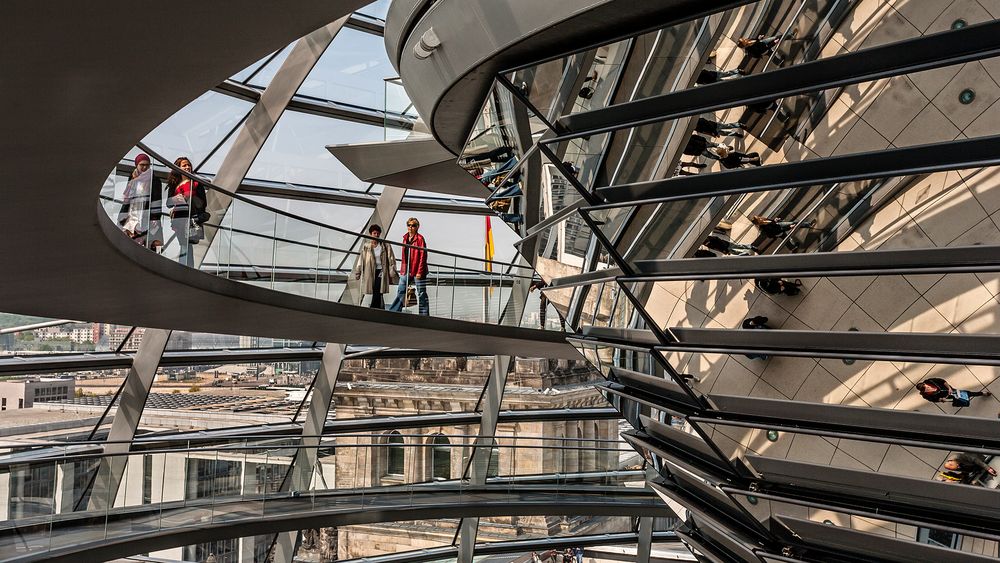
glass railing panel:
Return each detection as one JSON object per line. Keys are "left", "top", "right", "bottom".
{"left": 0, "top": 319, "right": 146, "bottom": 355}
{"left": 163, "top": 330, "right": 314, "bottom": 351}
{"left": 319, "top": 227, "right": 354, "bottom": 303}
{"left": 0, "top": 438, "right": 664, "bottom": 559}
{"left": 486, "top": 423, "right": 630, "bottom": 479}
{"left": 498, "top": 356, "right": 609, "bottom": 412}
{"left": 100, "top": 147, "right": 560, "bottom": 329}
{"left": 336, "top": 519, "right": 457, "bottom": 559}
{"left": 384, "top": 77, "right": 419, "bottom": 124}
{"left": 576, "top": 281, "right": 624, "bottom": 329}
{"left": 271, "top": 215, "right": 321, "bottom": 298}
{"left": 225, "top": 197, "right": 278, "bottom": 281}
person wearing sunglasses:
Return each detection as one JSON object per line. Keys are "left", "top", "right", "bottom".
{"left": 388, "top": 218, "right": 429, "bottom": 315}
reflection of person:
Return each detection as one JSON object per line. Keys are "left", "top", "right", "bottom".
{"left": 529, "top": 280, "right": 566, "bottom": 330}
{"left": 741, "top": 315, "right": 770, "bottom": 360}
{"left": 388, "top": 218, "right": 430, "bottom": 315}
{"left": 754, "top": 277, "right": 802, "bottom": 296}
{"left": 118, "top": 153, "right": 163, "bottom": 250}
{"left": 752, "top": 215, "right": 796, "bottom": 238}
{"left": 166, "top": 156, "right": 208, "bottom": 267}
{"left": 696, "top": 68, "right": 744, "bottom": 85}
{"left": 715, "top": 147, "right": 761, "bottom": 169}
{"left": 916, "top": 378, "right": 991, "bottom": 407}
{"left": 703, "top": 235, "right": 756, "bottom": 256}
{"left": 695, "top": 117, "right": 745, "bottom": 138}
{"left": 737, "top": 35, "right": 783, "bottom": 59}
{"left": 683, "top": 134, "right": 729, "bottom": 158}
{"left": 938, "top": 453, "right": 997, "bottom": 485}
{"left": 354, "top": 224, "right": 399, "bottom": 309}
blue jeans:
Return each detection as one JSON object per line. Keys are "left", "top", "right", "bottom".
{"left": 388, "top": 275, "right": 429, "bottom": 316}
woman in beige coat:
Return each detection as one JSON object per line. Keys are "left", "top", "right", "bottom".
{"left": 353, "top": 224, "right": 399, "bottom": 309}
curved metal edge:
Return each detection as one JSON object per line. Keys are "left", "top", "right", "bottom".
{"left": 94, "top": 201, "right": 577, "bottom": 358}
{"left": 13, "top": 492, "right": 675, "bottom": 563}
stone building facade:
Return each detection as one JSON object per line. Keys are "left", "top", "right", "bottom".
{"left": 321, "top": 355, "right": 624, "bottom": 560}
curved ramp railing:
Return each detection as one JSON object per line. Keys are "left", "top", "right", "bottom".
{"left": 100, "top": 145, "right": 566, "bottom": 330}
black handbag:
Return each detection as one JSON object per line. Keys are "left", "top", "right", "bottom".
{"left": 188, "top": 218, "right": 205, "bottom": 242}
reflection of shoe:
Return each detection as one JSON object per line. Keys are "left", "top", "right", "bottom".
{"left": 730, "top": 131, "right": 745, "bottom": 138}
{"left": 985, "top": 390, "right": 994, "bottom": 397}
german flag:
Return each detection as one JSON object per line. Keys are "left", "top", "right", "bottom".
{"left": 485, "top": 215, "right": 495, "bottom": 272}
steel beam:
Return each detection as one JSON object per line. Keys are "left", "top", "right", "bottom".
{"left": 594, "top": 133, "right": 1000, "bottom": 204}
{"left": 665, "top": 327, "right": 1000, "bottom": 366}
{"left": 458, "top": 354, "right": 512, "bottom": 563}
{"left": 629, "top": 244, "right": 1000, "bottom": 281}
{"left": 86, "top": 328, "right": 170, "bottom": 511}
{"left": 271, "top": 343, "right": 346, "bottom": 561}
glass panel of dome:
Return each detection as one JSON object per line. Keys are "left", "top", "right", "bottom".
{"left": 458, "top": 82, "right": 534, "bottom": 186}
{"left": 194, "top": 130, "right": 238, "bottom": 176}
{"left": 247, "top": 195, "right": 370, "bottom": 235}
{"left": 246, "top": 111, "right": 383, "bottom": 189}
{"left": 165, "top": 331, "right": 313, "bottom": 351}
{"left": 229, "top": 47, "right": 286, "bottom": 84}
{"left": 297, "top": 28, "right": 395, "bottom": 111}
{"left": 243, "top": 44, "right": 294, "bottom": 89}
{"left": 385, "top": 209, "right": 521, "bottom": 265}
{"left": 141, "top": 91, "right": 252, "bottom": 168}
{"left": 357, "top": 0, "right": 390, "bottom": 20}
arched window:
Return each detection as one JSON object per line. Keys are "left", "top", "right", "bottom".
{"left": 431, "top": 434, "right": 451, "bottom": 480}
{"left": 486, "top": 445, "right": 500, "bottom": 478}
{"left": 386, "top": 431, "right": 404, "bottom": 476}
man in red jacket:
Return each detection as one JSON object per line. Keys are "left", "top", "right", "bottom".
{"left": 388, "top": 217, "right": 430, "bottom": 315}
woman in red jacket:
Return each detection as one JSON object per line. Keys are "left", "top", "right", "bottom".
{"left": 388, "top": 217, "right": 430, "bottom": 315}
